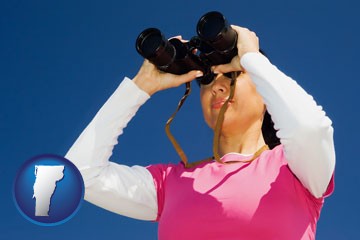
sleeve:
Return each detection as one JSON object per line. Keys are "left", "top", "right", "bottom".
{"left": 145, "top": 163, "right": 171, "bottom": 221}
{"left": 64, "top": 77, "right": 158, "bottom": 220}
{"left": 240, "top": 52, "right": 336, "bottom": 198}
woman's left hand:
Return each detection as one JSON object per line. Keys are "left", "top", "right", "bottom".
{"left": 212, "top": 25, "right": 260, "bottom": 74}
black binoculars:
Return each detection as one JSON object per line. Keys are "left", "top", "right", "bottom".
{"left": 135, "top": 11, "right": 238, "bottom": 85}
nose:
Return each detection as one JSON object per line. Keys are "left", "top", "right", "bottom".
{"left": 211, "top": 76, "right": 229, "bottom": 95}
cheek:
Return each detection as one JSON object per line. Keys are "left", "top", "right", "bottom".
{"left": 228, "top": 80, "right": 264, "bottom": 123}
{"left": 236, "top": 78, "right": 263, "bottom": 105}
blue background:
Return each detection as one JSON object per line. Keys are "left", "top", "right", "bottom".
{"left": 1, "top": 0, "right": 358, "bottom": 239}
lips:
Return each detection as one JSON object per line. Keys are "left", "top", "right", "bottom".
{"left": 211, "top": 98, "right": 233, "bottom": 109}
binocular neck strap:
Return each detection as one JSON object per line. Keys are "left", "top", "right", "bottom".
{"left": 165, "top": 82, "right": 191, "bottom": 165}
{"left": 212, "top": 71, "right": 237, "bottom": 163}
{"left": 212, "top": 72, "right": 269, "bottom": 164}
{"left": 164, "top": 72, "right": 268, "bottom": 168}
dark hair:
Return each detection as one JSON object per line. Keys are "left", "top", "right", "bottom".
{"left": 258, "top": 50, "right": 281, "bottom": 149}
{"left": 262, "top": 110, "right": 281, "bottom": 149}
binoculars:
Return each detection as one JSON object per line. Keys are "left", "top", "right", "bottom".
{"left": 136, "top": 11, "right": 238, "bottom": 85}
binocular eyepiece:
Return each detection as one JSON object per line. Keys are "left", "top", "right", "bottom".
{"left": 136, "top": 11, "right": 238, "bottom": 85}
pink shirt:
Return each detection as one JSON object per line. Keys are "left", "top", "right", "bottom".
{"left": 147, "top": 145, "right": 334, "bottom": 240}
{"left": 65, "top": 53, "right": 335, "bottom": 237}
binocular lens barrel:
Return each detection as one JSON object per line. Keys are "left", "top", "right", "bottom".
{"left": 197, "top": 11, "right": 226, "bottom": 40}
{"left": 197, "top": 11, "right": 237, "bottom": 53}
{"left": 135, "top": 11, "right": 239, "bottom": 85}
{"left": 136, "top": 28, "right": 175, "bottom": 67}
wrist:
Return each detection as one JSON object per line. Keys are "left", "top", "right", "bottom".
{"left": 132, "top": 74, "right": 158, "bottom": 96}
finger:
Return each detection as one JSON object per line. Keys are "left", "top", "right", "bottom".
{"left": 212, "top": 64, "right": 238, "bottom": 74}
{"left": 170, "top": 35, "right": 182, "bottom": 40}
{"left": 230, "top": 25, "right": 245, "bottom": 31}
{"left": 169, "top": 35, "right": 190, "bottom": 43}
{"left": 231, "top": 25, "right": 253, "bottom": 34}
{"left": 192, "top": 48, "right": 198, "bottom": 54}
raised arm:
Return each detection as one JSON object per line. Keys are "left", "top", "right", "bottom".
{"left": 65, "top": 59, "right": 201, "bottom": 220}
{"left": 241, "top": 53, "right": 335, "bottom": 198}
{"left": 65, "top": 77, "right": 158, "bottom": 220}
{"left": 213, "top": 26, "right": 335, "bottom": 198}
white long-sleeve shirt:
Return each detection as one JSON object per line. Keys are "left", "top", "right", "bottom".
{"left": 65, "top": 52, "right": 335, "bottom": 221}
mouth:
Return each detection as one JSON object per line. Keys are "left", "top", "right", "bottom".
{"left": 211, "top": 98, "right": 234, "bottom": 109}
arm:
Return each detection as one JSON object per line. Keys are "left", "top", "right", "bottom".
{"left": 65, "top": 61, "right": 201, "bottom": 220}
{"left": 213, "top": 26, "right": 335, "bottom": 198}
{"left": 241, "top": 52, "right": 335, "bottom": 198}
{"left": 65, "top": 77, "right": 158, "bottom": 220}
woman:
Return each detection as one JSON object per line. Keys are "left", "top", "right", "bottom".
{"left": 65, "top": 26, "right": 335, "bottom": 239}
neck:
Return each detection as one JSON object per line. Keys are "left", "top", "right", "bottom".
{"left": 218, "top": 122, "right": 266, "bottom": 156}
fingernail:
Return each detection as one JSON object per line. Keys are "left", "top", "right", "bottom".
{"left": 195, "top": 71, "right": 203, "bottom": 77}
{"left": 211, "top": 67, "right": 219, "bottom": 74}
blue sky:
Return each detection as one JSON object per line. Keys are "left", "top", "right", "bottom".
{"left": 1, "top": 0, "right": 359, "bottom": 239}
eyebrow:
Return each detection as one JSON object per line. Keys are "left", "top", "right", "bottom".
{"left": 223, "top": 71, "right": 243, "bottom": 78}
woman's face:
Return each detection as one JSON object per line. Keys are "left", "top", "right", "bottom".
{"left": 200, "top": 72, "right": 265, "bottom": 135}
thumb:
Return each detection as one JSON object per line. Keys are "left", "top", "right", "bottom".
{"left": 212, "top": 55, "right": 242, "bottom": 74}
{"left": 212, "top": 63, "right": 237, "bottom": 74}
{"left": 173, "top": 70, "right": 203, "bottom": 85}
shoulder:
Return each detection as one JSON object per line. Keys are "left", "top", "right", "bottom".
{"left": 146, "top": 162, "right": 183, "bottom": 180}
{"left": 260, "top": 144, "right": 287, "bottom": 166}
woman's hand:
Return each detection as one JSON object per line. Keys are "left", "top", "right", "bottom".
{"left": 133, "top": 60, "right": 202, "bottom": 96}
{"left": 133, "top": 35, "right": 203, "bottom": 96}
{"left": 212, "top": 25, "right": 260, "bottom": 74}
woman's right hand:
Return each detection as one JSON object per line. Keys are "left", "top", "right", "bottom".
{"left": 133, "top": 59, "right": 203, "bottom": 96}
